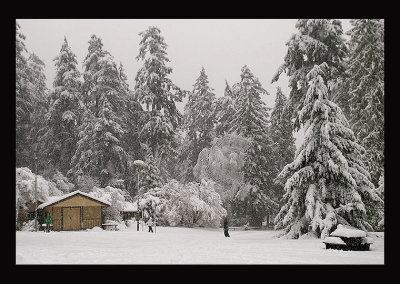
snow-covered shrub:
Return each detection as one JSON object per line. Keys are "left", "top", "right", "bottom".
{"left": 139, "top": 179, "right": 181, "bottom": 226}
{"left": 180, "top": 179, "right": 227, "bottom": 227}
{"left": 16, "top": 167, "right": 63, "bottom": 209}
{"left": 20, "top": 219, "right": 36, "bottom": 231}
{"left": 139, "top": 179, "right": 227, "bottom": 228}
{"left": 16, "top": 167, "right": 64, "bottom": 229}
{"left": 193, "top": 134, "right": 250, "bottom": 203}
{"left": 89, "top": 186, "right": 127, "bottom": 222}
{"left": 116, "top": 222, "right": 127, "bottom": 231}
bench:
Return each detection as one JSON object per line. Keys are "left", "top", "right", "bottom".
{"left": 229, "top": 227, "right": 245, "bottom": 231}
{"left": 246, "top": 226, "right": 263, "bottom": 230}
{"left": 228, "top": 226, "right": 263, "bottom": 231}
{"left": 102, "top": 223, "right": 118, "bottom": 231}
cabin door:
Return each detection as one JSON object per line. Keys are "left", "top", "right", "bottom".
{"left": 63, "top": 207, "right": 81, "bottom": 230}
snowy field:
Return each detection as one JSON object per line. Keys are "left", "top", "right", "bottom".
{"left": 16, "top": 226, "right": 384, "bottom": 264}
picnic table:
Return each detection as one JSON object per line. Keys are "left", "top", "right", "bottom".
{"left": 323, "top": 224, "right": 374, "bottom": 251}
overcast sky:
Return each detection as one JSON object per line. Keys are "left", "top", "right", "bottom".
{"left": 17, "top": 19, "right": 352, "bottom": 148}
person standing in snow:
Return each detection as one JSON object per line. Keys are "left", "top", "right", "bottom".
{"left": 45, "top": 213, "right": 52, "bottom": 233}
{"left": 147, "top": 217, "right": 154, "bottom": 233}
{"left": 223, "top": 217, "right": 230, "bottom": 237}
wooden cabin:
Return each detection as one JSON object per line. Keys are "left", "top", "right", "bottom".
{"left": 37, "top": 191, "right": 110, "bottom": 231}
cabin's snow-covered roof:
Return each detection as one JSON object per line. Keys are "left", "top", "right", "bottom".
{"left": 37, "top": 190, "right": 111, "bottom": 209}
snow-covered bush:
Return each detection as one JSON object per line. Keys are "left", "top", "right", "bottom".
{"left": 193, "top": 134, "right": 250, "bottom": 203}
{"left": 89, "top": 186, "right": 127, "bottom": 222}
{"left": 16, "top": 167, "right": 64, "bottom": 208}
{"left": 16, "top": 167, "right": 64, "bottom": 229}
{"left": 20, "top": 219, "right": 36, "bottom": 231}
{"left": 139, "top": 179, "right": 227, "bottom": 228}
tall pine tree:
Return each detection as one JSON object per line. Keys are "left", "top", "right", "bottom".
{"left": 139, "top": 146, "right": 164, "bottom": 195}
{"left": 25, "top": 52, "right": 49, "bottom": 171}
{"left": 274, "top": 63, "right": 382, "bottom": 239}
{"left": 179, "top": 67, "right": 216, "bottom": 182}
{"left": 269, "top": 87, "right": 296, "bottom": 222}
{"left": 346, "top": 19, "right": 384, "bottom": 187}
{"left": 271, "top": 19, "right": 348, "bottom": 131}
{"left": 44, "top": 37, "right": 82, "bottom": 174}
{"left": 134, "top": 26, "right": 185, "bottom": 180}
{"left": 269, "top": 87, "right": 296, "bottom": 171}
{"left": 229, "top": 65, "right": 278, "bottom": 226}
{"left": 118, "top": 63, "right": 145, "bottom": 197}
{"left": 16, "top": 22, "right": 34, "bottom": 167}
{"left": 69, "top": 35, "right": 130, "bottom": 187}
{"left": 215, "top": 80, "right": 237, "bottom": 137}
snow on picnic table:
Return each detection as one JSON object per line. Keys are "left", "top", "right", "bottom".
{"left": 15, "top": 226, "right": 384, "bottom": 264}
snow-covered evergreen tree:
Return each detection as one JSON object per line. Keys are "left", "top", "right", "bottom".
{"left": 119, "top": 91, "right": 144, "bottom": 197}
{"left": 43, "top": 37, "right": 83, "bottom": 174}
{"left": 134, "top": 26, "right": 186, "bottom": 180}
{"left": 267, "top": 87, "right": 297, "bottom": 222}
{"left": 16, "top": 22, "right": 34, "bottom": 167}
{"left": 228, "top": 65, "right": 278, "bottom": 226}
{"left": 346, "top": 19, "right": 384, "bottom": 187}
{"left": 179, "top": 67, "right": 216, "bottom": 182}
{"left": 185, "top": 67, "right": 216, "bottom": 152}
{"left": 274, "top": 63, "right": 382, "bottom": 239}
{"left": 271, "top": 19, "right": 348, "bottom": 131}
{"left": 69, "top": 35, "right": 130, "bottom": 187}
{"left": 229, "top": 65, "right": 270, "bottom": 137}
{"left": 375, "top": 175, "right": 384, "bottom": 229}
{"left": 138, "top": 147, "right": 164, "bottom": 195}
{"left": 26, "top": 52, "right": 48, "bottom": 103}
{"left": 215, "top": 80, "right": 237, "bottom": 137}
{"left": 25, "top": 52, "right": 49, "bottom": 171}
{"left": 270, "top": 87, "right": 296, "bottom": 171}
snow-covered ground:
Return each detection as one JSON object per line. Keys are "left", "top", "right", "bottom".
{"left": 15, "top": 225, "right": 384, "bottom": 264}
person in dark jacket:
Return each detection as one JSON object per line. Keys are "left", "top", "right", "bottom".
{"left": 223, "top": 217, "right": 230, "bottom": 237}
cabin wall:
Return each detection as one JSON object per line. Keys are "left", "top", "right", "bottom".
{"left": 45, "top": 206, "right": 103, "bottom": 231}
{"left": 82, "top": 206, "right": 102, "bottom": 229}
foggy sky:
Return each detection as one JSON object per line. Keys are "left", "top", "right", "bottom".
{"left": 17, "top": 19, "right": 352, "bottom": 148}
